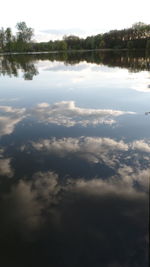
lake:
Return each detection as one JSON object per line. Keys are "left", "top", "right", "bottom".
{"left": 0, "top": 50, "right": 149, "bottom": 267}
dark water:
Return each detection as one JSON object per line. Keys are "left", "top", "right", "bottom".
{"left": 0, "top": 51, "right": 149, "bottom": 267}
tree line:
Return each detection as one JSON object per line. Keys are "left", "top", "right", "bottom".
{"left": 0, "top": 22, "right": 150, "bottom": 53}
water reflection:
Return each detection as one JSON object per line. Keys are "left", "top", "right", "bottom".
{"left": 0, "top": 157, "right": 13, "bottom": 177}
{"left": 0, "top": 50, "right": 150, "bottom": 80}
{"left": 31, "top": 101, "right": 136, "bottom": 127}
{"left": 0, "top": 169, "right": 148, "bottom": 267}
{"left": 0, "top": 52, "right": 149, "bottom": 267}
{"left": 0, "top": 105, "right": 25, "bottom": 137}
{"left": 0, "top": 101, "right": 136, "bottom": 139}
{"left": 0, "top": 55, "right": 38, "bottom": 80}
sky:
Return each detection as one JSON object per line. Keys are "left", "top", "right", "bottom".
{"left": 1, "top": 0, "right": 150, "bottom": 41}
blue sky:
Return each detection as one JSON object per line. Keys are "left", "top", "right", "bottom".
{"left": 1, "top": 0, "right": 150, "bottom": 41}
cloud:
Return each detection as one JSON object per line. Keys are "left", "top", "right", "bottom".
{"left": 0, "top": 106, "right": 26, "bottom": 137}
{"left": 32, "top": 137, "right": 80, "bottom": 156}
{"left": 116, "top": 166, "right": 149, "bottom": 191}
{"left": 0, "top": 116, "right": 23, "bottom": 137}
{"left": 41, "top": 28, "right": 86, "bottom": 35}
{"left": 29, "top": 136, "right": 150, "bottom": 187}
{"left": 35, "top": 28, "right": 87, "bottom": 42}
{"left": 1, "top": 171, "right": 60, "bottom": 232}
{"left": 1, "top": 165, "right": 148, "bottom": 234}
{"left": 32, "top": 171, "right": 60, "bottom": 204}
{"left": 0, "top": 167, "right": 148, "bottom": 266}
{"left": 131, "top": 139, "right": 150, "bottom": 153}
{"left": 0, "top": 102, "right": 135, "bottom": 138}
{"left": 31, "top": 136, "right": 128, "bottom": 167}
{"left": 0, "top": 106, "right": 25, "bottom": 114}
{"left": 0, "top": 148, "right": 13, "bottom": 177}
{"left": 31, "top": 101, "right": 135, "bottom": 127}
{"left": 0, "top": 158, "right": 13, "bottom": 177}
{"left": 8, "top": 179, "right": 41, "bottom": 230}
{"left": 72, "top": 166, "right": 149, "bottom": 195}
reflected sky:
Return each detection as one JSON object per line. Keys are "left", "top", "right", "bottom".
{"left": 0, "top": 52, "right": 149, "bottom": 267}
{"left": 0, "top": 52, "right": 150, "bottom": 112}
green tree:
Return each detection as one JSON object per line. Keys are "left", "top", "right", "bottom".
{"left": 0, "top": 27, "right": 5, "bottom": 50}
{"left": 63, "top": 35, "right": 81, "bottom": 49}
{"left": 54, "top": 40, "right": 67, "bottom": 50}
{"left": 5, "top": 28, "right": 12, "bottom": 42}
{"left": 16, "top": 22, "right": 34, "bottom": 51}
{"left": 132, "top": 22, "right": 146, "bottom": 30}
{"left": 5, "top": 27, "right": 13, "bottom": 51}
{"left": 99, "top": 39, "right": 105, "bottom": 49}
{"left": 16, "top": 22, "right": 34, "bottom": 43}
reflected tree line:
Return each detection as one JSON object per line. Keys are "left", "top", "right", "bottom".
{"left": 0, "top": 50, "right": 149, "bottom": 80}
{"left": 0, "top": 54, "right": 38, "bottom": 80}
{"left": 0, "top": 22, "right": 150, "bottom": 53}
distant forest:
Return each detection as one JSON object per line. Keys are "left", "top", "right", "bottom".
{"left": 0, "top": 22, "right": 150, "bottom": 53}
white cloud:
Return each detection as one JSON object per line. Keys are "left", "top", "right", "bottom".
{"left": 0, "top": 167, "right": 148, "bottom": 267}
{"left": 117, "top": 166, "right": 149, "bottom": 190}
{"left": 0, "top": 106, "right": 26, "bottom": 137}
{"left": 3, "top": 164, "right": 148, "bottom": 233}
{"left": 31, "top": 136, "right": 150, "bottom": 174}
{"left": 0, "top": 106, "right": 25, "bottom": 114}
{"left": 0, "top": 116, "right": 23, "bottom": 137}
{"left": 32, "top": 137, "right": 80, "bottom": 156}
{"left": 3, "top": 171, "right": 60, "bottom": 231}
{"left": 31, "top": 136, "right": 128, "bottom": 167}
{"left": 0, "top": 102, "right": 135, "bottom": 138}
{"left": 3, "top": 165, "right": 148, "bottom": 231}
{"left": 132, "top": 140, "right": 150, "bottom": 153}
{"left": 31, "top": 101, "right": 135, "bottom": 127}
{"left": 9, "top": 179, "right": 41, "bottom": 231}
{"left": 74, "top": 170, "right": 149, "bottom": 197}
{"left": 0, "top": 158, "right": 13, "bottom": 177}
{"left": 74, "top": 174, "right": 137, "bottom": 196}
{"left": 0, "top": 148, "right": 13, "bottom": 177}
{"left": 36, "top": 102, "right": 50, "bottom": 108}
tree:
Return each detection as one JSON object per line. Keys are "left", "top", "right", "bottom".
{"left": 5, "top": 28, "right": 12, "bottom": 42}
{"left": 99, "top": 39, "right": 105, "bottom": 48}
{"left": 63, "top": 35, "right": 80, "bottom": 49}
{"left": 0, "top": 27, "right": 5, "bottom": 50}
{"left": 132, "top": 22, "right": 146, "bottom": 30}
{"left": 16, "top": 22, "right": 34, "bottom": 43}
{"left": 53, "top": 40, "right": 67, "bottom": 50}
{"left": 15, "top": 22, "right": 34, "bottom": 51}
{"left": 5, "top": 27, "right": 13, "bottom": 51}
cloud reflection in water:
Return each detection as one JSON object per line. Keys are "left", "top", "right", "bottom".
{"left": 0, "top": 168, "right": 148, "bottom": 267}
{"left": 31, "top": 101, "right": 135, "bottom": 127}
{"left": 0, "top": 101, "right": 136, "bottom": 139}
{"left": 0, "top": 101, "right": 149, "bottom": 267}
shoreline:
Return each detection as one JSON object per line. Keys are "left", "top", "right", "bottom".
{"left": 0, "top": 48, "right": 138, "bottom": 56}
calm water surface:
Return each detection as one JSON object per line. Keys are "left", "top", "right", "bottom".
{"left": 0, "top": 51, "right": 149, "bottom": 267}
